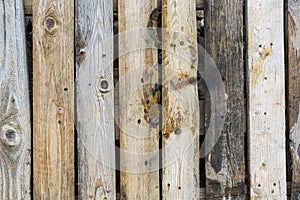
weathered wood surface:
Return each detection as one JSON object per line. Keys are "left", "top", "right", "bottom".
{"left": 76, "top": 0, "right": 116, "bottom": 199}
{"left": 204, "top": 0, "right": 246, "bottom": 198}
{"left": 118, "top": 0, "right": 160, "bottom": 199}
{"left": 162, "top": 0, "right": 200, "bottom": 199}
{"left": 23, "top": 0, "right": 204, "bottom": 15}
{"left": 0, "top": 1, "right": 31, "bottom": 199}
{"left": 247, "top": 0, "right": 286, "bottom": 199}
{"left": 287, "top": 0, "right": 300, "bottom": 199}
{"left": 33, "top": 1, "right": 75, "bottom": 199}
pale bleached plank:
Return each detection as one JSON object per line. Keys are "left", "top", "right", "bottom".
{"left": 75, "top": 0, "right": 116, "bottom": 199}
{"left": 33, "top": 1, "right": 75, "bottom": 199}
{"left": 0, "top": 1, "right": 31, "bottom": 199}
{"left": 247, "top": 0, "right": 286, "bottom": 199}
{"left": 23, "top": 0, "right": 204, "bottom": 15}
{"left": 162, "top": 0, "right": 200, "bottom": 199}
{"left": 287, "top": 0, "right": 300, "bottom": 199}
{"left": 118, "top": 0, "right": 160, "bottom": 199}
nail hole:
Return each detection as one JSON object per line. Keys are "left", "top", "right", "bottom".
{"left": 262, "top": 162, "right": 266, "bottom": 167}
{"left": 273, "top": 183, "right": 276, "bottom": 186}
{"left": 258, "top": 184, "right": 261, "bottom": 187}
{"left": 137, "top": 119, "right": 141, "bottom": 124}
{"left": 270, "top": 43, "right": 273, "bottom": 46}
{"left": 174, "top": 128, "right": 181, "bottom": 135}
{"left": 259, "top": 44, "right": 262, "bottom": 48}
{"left": 141, "top": 78, "right": 144, "bottom": 83}
{"left": 178, "top": 186, "right": 181, "bottom": 190}
{"left": 271, "top": 189, "right": 274, "bottom": 193}
{"left": 64, "top": 88, "right": 68, "bottom": 91}
{"left": 264, "top": 112, "right": 267, "bottom": 115}
{"left": 264, "top": 77, "right": 267, "bottom": 80}
{"left": 58, "top": 120, "right": 61, "bottom": 124}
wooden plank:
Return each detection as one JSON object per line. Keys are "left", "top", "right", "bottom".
{"left": 32, "top": 1, "right": 75, "bottom": 199}
{"left": 204, "top": 0, "right": 246, "bottom": 198}
{"left": 0, "top": 1, "right": 31, "bottom": 199}
{"left": 287, "top": 0, "right": 300, "bottom": 199}
{"left": 161, "top": 0, "right": 200, "bottom": 199}
{"left": 247, "top": 0, "right": 286, "bottom": 199}
{"left": 118, "top": 0, "right": 160, "bottom": 199}
{"left": 23, "top": 0, "right": 204, "bottom": 15}
{"left": 75, "top": 0, "right": 116, "bottom": 199}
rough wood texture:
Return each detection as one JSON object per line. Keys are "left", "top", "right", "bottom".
{"left": 162, "top": 0, "right": 200, "bottom": 199}
{"left": 287, "top": 0, "right": 300, "bottom": 199}
{"left": 76, "top": 0, "right": 116, "bottom": 199}
{"left": 247, "top": 0, "right": 287, "bottom": 199}
{"left": 0, "top": 1, "right": 31, "bottom": 199}
{"left": 118, "top": 0, "right": 160, "bottom": 199}
{"left": 33, "top": 1, "right": 75, "bottom": 199}
{"left": 23, "top": 0, "right": 204, "bottom": 15}
{"left": 204, "top": 0, "right": 246, "bottom": 198}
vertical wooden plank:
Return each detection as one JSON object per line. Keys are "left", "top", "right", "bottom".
{"left": 247, "top": 0, "right": 286, "bottom": 199}
{"left": 118, "top": 0, "right": 160, "bottom": 199}
{"left": 33, "top": 1, "right": 74, "bottom": 199}
{"left": 287, "top": 0, "right": 300, "bottom": 199}
{"left": 162, "top": 0, "right": 200, "bottom": 199}
{"left": 204, "top": 0, "right": 246, "bottom": 198}
{"left": 0, "top": 1, "right": 31, "bottom": 199}
{"left": 76, "top": 0, "right": 116, "bottom": 199}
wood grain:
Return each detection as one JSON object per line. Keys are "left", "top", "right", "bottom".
{"left": 287, "top": 0, "right": 300, "bottom": 199}
{"left": 76, "top": 0, "right": 116, "bottom": 199}
{"left": 118, "top": 0, "right": 160, "bottom": 199}
{"left": 162, "top": 0, "right": 200, "bottom": 199}
{"left": 23, "top": 0, "right": 204, "bottom": 15}
{"left": 247, "top": 0, "right": 287, "bottom": 199}
{"left": 33, "top": 1, "right": 75, "bottom": 199}
{"left": 204, "top": 0, "right": 246, "bottom": 198}
{"left": 0, "top": 1, "right": 31, "bottom": 199}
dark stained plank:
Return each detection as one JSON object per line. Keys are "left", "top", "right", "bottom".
{"left": 287, "top": 0, "right": 300, "bottom": 199}
{"left": 204, "top": 0, "right": 246, "bottom": 198}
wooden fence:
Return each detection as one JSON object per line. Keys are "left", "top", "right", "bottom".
{"left": 0, "top": 0, "right": 299, "bottom": 199}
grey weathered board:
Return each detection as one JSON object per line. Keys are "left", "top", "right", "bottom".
{"left": 118, "top": 0, "right": 160, "bottom": 199}
{"left": 247, "top": 0, "right": 287, "bottom": 199}
{"left": 0, "top": 1, "right": 31, "bottom": 199}
{"left": 204, "top": 0, "right": 246, "bottom": 198}
{"left": 75, "top": 0, "right": 116, "bottom": 199}
{"left": 162, "top": 0, "right": 200, "bottom": 199}
{"left": 287, "top": 0, "right": 300, "bottom": 199}
{"left": 33, "top": 0, "right": 75, "bottom": 199}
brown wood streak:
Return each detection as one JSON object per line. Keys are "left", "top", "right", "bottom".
{"left": 0, "top": 0, "right": 31, "bottom": 199}
{"left": 288, "top": 0, "right": 300, "bottom": 199}
{"left": 33, "top": 0, "right": 75, "bottom": 199}
{"left": 204, "top": 0, "right": 246, "bottom": 198}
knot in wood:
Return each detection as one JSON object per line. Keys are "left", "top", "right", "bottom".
{"left": 44, "top": 16, "right": 57, "bottom": 34}
{"left": 98, "top": 79, "right": 112, "bottom": 93}
{"left": 1, "top": 125, "right": 21, "bottom": 147}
